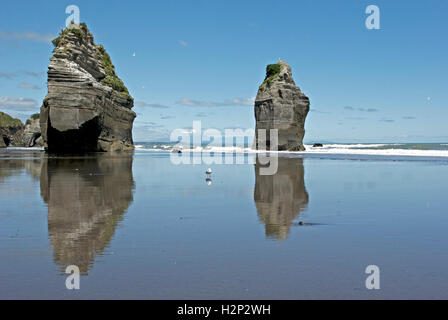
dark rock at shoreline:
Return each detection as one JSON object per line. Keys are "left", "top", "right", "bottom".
{"left": 313, "top": 143, "right": 323, "bottom": 148}
{"left": 254, "top": 60, "right": 310, "bottom": 151}
{"left": 40, "top": 23, "right": 136, "bottom": 152}
{"left": 0, "top": 112, "right": 45, "bottom": 148}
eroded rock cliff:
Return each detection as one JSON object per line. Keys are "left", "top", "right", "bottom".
{"left": 254, "top": 60, "right": 310, "bottom": 151}
{"left": 40, "top": 23, "right": 136, "bottom": 152}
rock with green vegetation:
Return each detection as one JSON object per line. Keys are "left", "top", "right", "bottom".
{"left": 23, "top": 114, "right": 43, "bottom": 147}
{"left": 0, "top": 112, "right": 25, "bottom": 147}
{"left": 0, "top": 112, "right": 23, "bottom": 128}
{"left": 41, "top": 23, "right": 136, "bottom": 152}
{"left": 254, "top": 60, "right": 310, "bottom": 151}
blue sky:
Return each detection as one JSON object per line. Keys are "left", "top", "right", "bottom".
{"left": 0, "top": 0, "right": 447, "bottom": 142}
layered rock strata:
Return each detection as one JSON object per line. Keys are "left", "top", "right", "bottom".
{"left": 40, "top": 23, "right": 136, "bottom": 152}
{"left": 254, "top": 60, "right": 310, "bottom": 151}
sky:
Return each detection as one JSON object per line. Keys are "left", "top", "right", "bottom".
{"left": 0, "top": 0, "right": 447, "bottom": 143}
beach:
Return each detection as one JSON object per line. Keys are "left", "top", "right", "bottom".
{"left": 1, "top": 147, "right": 448, "bottom": 299}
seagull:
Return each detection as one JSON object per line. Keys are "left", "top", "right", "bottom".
{"left": 206, "top": 168, "right": 212, "bottom": 175}
{"left": 206, "top": 178, "right": 212, "bottom": 186}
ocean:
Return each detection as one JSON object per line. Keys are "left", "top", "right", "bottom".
{"left": 1, "top": 145, "right": 448, "bottom": 299}
{"left": 135, "top": 142, "right": 448, "bottom": 160}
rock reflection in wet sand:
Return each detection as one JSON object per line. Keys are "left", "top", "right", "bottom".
{"left": 39, "top": 154, "right": 134, "bottom": 274}
{"left": 254, "top": 157, "right": 309, "bottom": 241}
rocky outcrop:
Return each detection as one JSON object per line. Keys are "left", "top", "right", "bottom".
{"left": 254, "top": 60, "right": 310, "bottom": 151}
{"left": 0, "top": 112, "right": 45, "bottom": 148}
{"left": 0, "top": 112, "right": 24, "bottom": 147}
{"left": 40, "top": 23, "right": 136, "bottom": 152}
{"left": 23, "top": 114, "right": 43, "bottom": 147}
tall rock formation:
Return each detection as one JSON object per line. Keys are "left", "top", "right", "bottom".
{"left": 40, "top": 23, "right": 136, "bottom": 152}
{"left": 254, "top": 60, "right": 310, "bottom": 151}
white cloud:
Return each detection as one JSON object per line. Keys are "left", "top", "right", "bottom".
{"left": 0, "top": 72, "right": 15, "bottom": 79}
{"left": 0, "top": 71, "right": 44, "bottom": 79}
{"left": 133, "top": 125, "right": 170, "bottom": 142}
{"left": 344, "top": 106, "right": 379, "bottom": 112}
{"left": 0, "top": 30, "right": 54, "bottom": 43}
{"left": 177, "top": 97, "right": 255, "bottom": 107}
{"left": 135, "top": 102, "right": 171, "bottom": 109}
{"left": 178, "top": 40, "right": 188, "bottom": 47}
{"left": 160, "top": 115, "right": 176, "bottom": 120}
{"left": 18, "top": 83, "right": 40, "bottom": 90}
{"left": 0, "top": 96, "right": 39, "bottom": 111}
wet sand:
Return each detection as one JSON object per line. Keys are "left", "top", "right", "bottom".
{"left": 1, "top": 149, "right": 448, "bottom": 299}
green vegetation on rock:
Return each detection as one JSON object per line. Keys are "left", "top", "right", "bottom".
{"left": 52, "top": 22, "right": 89, "bottom": 47}
{"left": 102, "top": 75, "right": 129, "bottom": 96}
{"left": 97, "top": 45, "right": 114, "bottom": 75}
{"left": 0, "top": 112, "right": 23, "bottom": 128}
{"left": 26, "top": 113, "right": 40, "bottom": 125}
{"left": 51, "top": 22, "right": 133, "bottom": 101}
{"left": 52, "top": 36, "right": 61, "bottom": 47}
{"left": 259, "top": 63, "right": 282, "bottom": 91}
{"left": 70, "top": 28, "right": 83, "bottom": 38}
{"left": 96, "top": 45, "right": 132, "bottom": 100}
{"left": 266, "top": 64, "right": 281, "bottom": 78}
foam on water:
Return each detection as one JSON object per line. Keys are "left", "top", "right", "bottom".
{"left": 134, "top": 143, "right": 448, "bottom": 159}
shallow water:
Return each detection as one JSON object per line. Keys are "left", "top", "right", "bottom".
{"left": 1, "top": 149, "right": 448, "bottom": 299}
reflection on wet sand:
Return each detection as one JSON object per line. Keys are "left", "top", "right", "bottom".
{"left": 0, "top": 151, "right": 42, "bottom": 182}
{"left": 254, "top": 157, "right": 309, "bottom": 241}
{"left": 39, "top": 154, "right": 135, "bottom": 274}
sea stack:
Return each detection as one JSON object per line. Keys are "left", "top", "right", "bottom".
{"left": 254, "top": 60, "right": 310, "bottom": 151}
{"left": 40, "top": 23, "right": 136, "bottom": 152}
